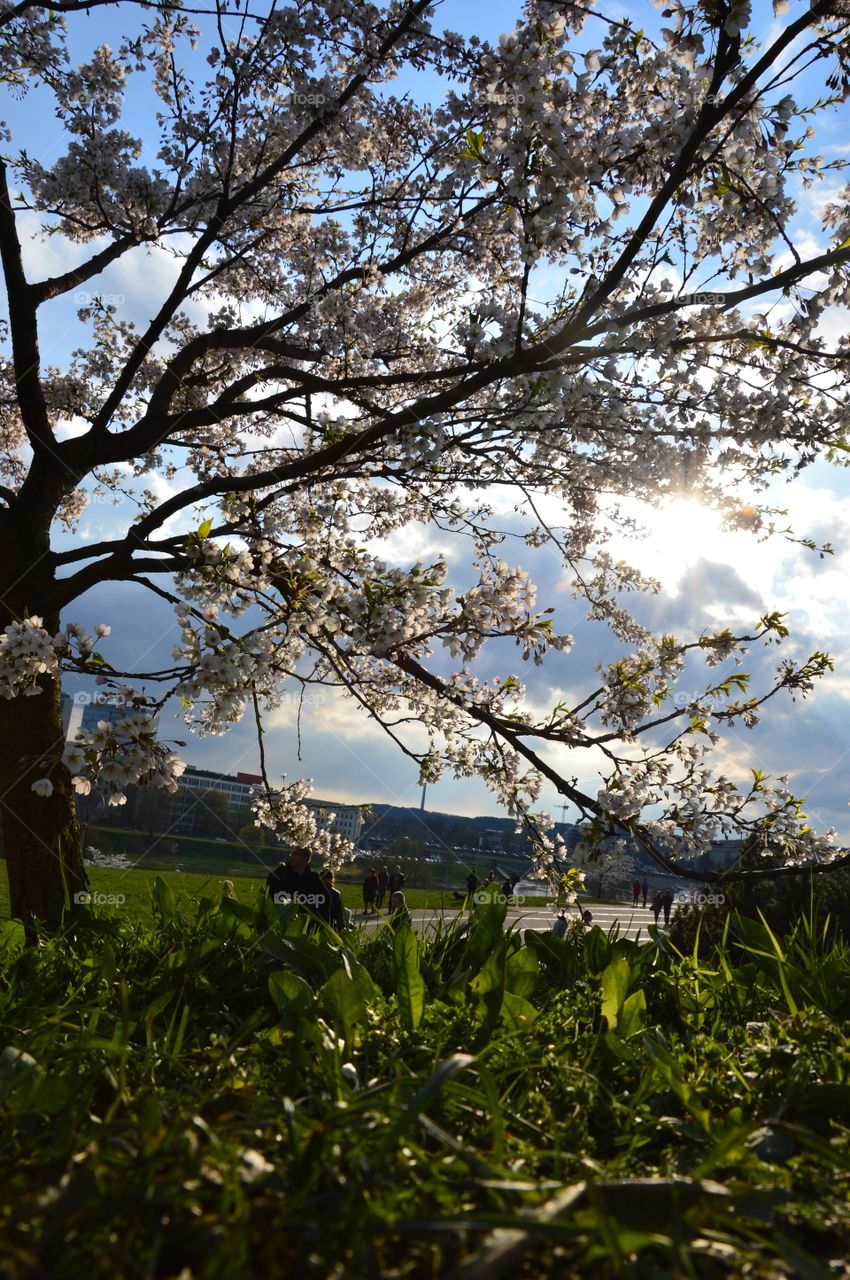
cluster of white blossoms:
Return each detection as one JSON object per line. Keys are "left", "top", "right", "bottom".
{"left": 598, "top": 640, "right": 686, "bottom": 737}
{"left": 83, "top": 846, "right": 134, "bottom": 869}
{"left": 0, "top": 615, "right": 186, "bottom": 803}
{"left": 251, "top": 777, "right": 355, "bottom": 869}
{"left": 593, "top": 753, "right": 841, "bottom": 867}
{"left": 0, "top": 617, "right": 116, "bottom": 701}
{"left": 0, "top": 617, "right": 60, "bottom": 698}
{"left": 341, "top": 559, "right": 453, "bottom": 657}
{"left": 61, "top": 698, "right": 186, "bottom": 805}
{"left": 571, "top": 833, "right": 642, "bottom": 888}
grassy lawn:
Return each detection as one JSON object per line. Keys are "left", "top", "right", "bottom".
{"left": 0, "top": 861, "right": 554, "bottom": 931}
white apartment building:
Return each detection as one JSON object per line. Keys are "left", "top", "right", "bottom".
{"left": 308, "top": 800, "right": 363, "bottom": 843}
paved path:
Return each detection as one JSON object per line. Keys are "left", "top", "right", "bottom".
{"left": 361, "top": 900, "right": 666, "bottom": 941}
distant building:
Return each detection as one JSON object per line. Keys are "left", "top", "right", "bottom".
{"left": 308, "top": 800, "right": 363, "bottom": 844}
{"left": 60, "top": 691, "right": 82, "bottom": 742}
{"left": 170, "top": 766, "right": 259, "bottom": 834}
{"left": 170, "top": 765, "right": 363, "bottom": 844}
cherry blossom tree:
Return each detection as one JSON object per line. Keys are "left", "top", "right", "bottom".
{"left": 3, "top": 0, "right": 850, "bottom": 932}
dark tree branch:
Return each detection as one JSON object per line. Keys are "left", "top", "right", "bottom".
{"left": 0, "top": 159, "right": 54, "bottom": 457}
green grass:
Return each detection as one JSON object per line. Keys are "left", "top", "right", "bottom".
{"left": 2, "top": 882, "right": 850, "bottom": 1278}
{"left": 0, "top": 864, "right": 555, "bottom": 928}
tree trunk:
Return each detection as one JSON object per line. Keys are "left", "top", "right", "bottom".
{"left": 0, "top": 672, "right": 89, "bottom": 938}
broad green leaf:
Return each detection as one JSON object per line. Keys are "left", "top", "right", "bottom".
{"left": 524, "top": 929, "right": 580, "bottom": 984}
{"left": 151, "top": 875, "right": 176, "bottom": 925}
{"left": 618, "top": 988, "right": 646, "bottom": 1038}
{"left": 320, "top": 968, "right": 367, "bottom": 1044}
{"left": 268, "top": 969, "right": 314, "bottom": 1013}
{"left": 262, "top": 935, "right": 341, "bottom": 986}
{"left": 143, "top": 989, "right": 175, "bottom": 1021}
{"left": 465, "top": 885, "right": 508, "bottom": 977}
{"left": 218, "top": 897, "right": 255, "bottom": 924}
{"left": 341, "top": 948, "right": 379, "bottom": 1003}
{"left": 471, "top": 944, "right": 506, "bottom": 1039}
{"left": 505, "top": 945, "right": 538, "bottom": 1001}
{"left": 393, "top": 922, "right": 425, "bottom": 1029}
{"left": 99, "top": 939, "right": 116, "bottom": 985}
{"left": 501, "top": 989, "right": 538, "bottom": 1031}
{"left": 600, "top": 956, "right": 631, "bottom": 1029}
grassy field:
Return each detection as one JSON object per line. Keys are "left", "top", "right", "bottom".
{"left": 0, "top": 861, "right": 550, "bottom": 934}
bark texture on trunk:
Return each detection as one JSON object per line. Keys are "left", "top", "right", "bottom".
{"left": 0, "top": 672, "right": 89, "bottom": 936}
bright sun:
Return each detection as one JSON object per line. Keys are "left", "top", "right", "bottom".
{"left": 612, "top": 498, "right": 727, "bottom": 595}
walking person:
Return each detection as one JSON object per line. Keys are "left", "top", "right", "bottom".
{"left": 363, "top": 866, "right": 378, "bottom": 914}
{"left": 641, "top": 878, "right": 649, "bottom": 908}
{"left": 388, "top": 864, "right": 405, "bottom": 895}
{"left": 661, "top": 888, "right": 674, "bottom": 928}
{"left": 632, "top": 879, "right": 641, "bottom": 908}
{"left": 551, "top": 911, "right": 568, "bottom": 939}
{"left": 375, "top": 864, "right": 389, "bottom": 910}
{"left": 651, "top": 891, "right": 663, "bottom": 925}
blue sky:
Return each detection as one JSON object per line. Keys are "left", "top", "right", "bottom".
{"left": 4, "top": 0, "right": 850, "bottom": 835}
